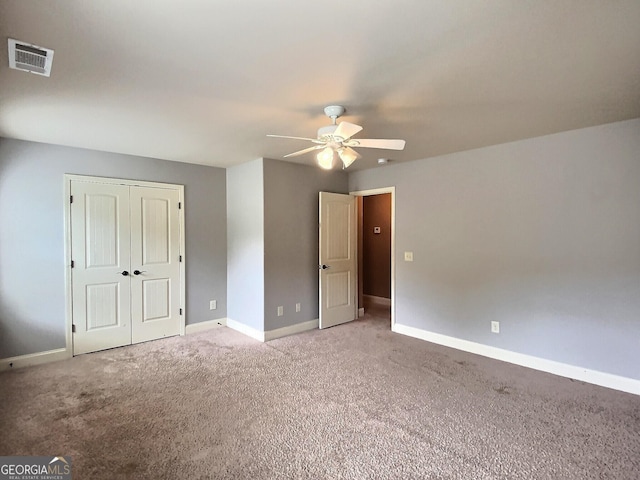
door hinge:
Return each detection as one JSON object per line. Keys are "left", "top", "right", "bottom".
{"left": 179, "top": 255, "right": 182, "bottom": 262}
{"left": 178, "top": 202, "right": 182, "bottom": 209}
{"left": 179, "top": 308, "right": 183, "bottom": 315}
{"left": 71, "top": 260, "right": 74, "bottom": 268}
{"left": 72, "top": 324, "right": 76, "bottom": 333}
{"left": 70, "top": 195, "right": 73, "bottom": 204}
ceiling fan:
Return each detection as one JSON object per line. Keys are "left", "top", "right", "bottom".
{"left": 267, "top": 106, "right": 405, "bottom": 169}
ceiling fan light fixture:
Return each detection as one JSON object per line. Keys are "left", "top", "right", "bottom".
{"left": 268, "top": 105, "right": 406, "bottom": 170}
{"left": 317, "top": 146, "right": 335, "bottom": 169}
{"left": 338, "top": 148, "right": 358, "bottom": 169}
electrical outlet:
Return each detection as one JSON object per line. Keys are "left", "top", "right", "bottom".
{"left": 404, "top": 251, "right": 413, "bottom": 262}
{"left": 295, "top": 303, "right": 301, "bottom": 313}
{"left": 491, "top": 321, "right": 500, "bottom": 333}
{"left": 209, "top": 300, "right": 217, "bottom": 310}
{"left": 277, "top": 306, "right": 283, "bottom": 316}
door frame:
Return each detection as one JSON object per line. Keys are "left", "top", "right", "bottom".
{"left": 349, "top": 187, "right": 395, "bottom": 329}
{"left": 64, "top": 174, "right": 186, "bottom": 354}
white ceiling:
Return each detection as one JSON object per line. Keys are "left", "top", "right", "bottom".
{"left": 1, "top": 1, "right": 639, "bottom": 171}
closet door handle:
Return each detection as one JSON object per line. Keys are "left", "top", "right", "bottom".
{"left": 133, "top": 270, "right": 146, "bottom": 276}
{"left": 118, "top": 271, "right": 130, "bottom": 276}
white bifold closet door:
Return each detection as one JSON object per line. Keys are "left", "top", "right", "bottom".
{"left": 71, "top": 181, "right": 180, "bottom": 355}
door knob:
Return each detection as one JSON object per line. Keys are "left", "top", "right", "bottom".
{"left": 118, "top": 271, "right": 129, "bottom": 276}
{"left": 133, "top": 270, "right": 146, "bottom": 275}
{"left": 319, "top": 264, "right": 331, "bottom": 270}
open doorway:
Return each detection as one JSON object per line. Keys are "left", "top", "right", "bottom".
{"left": 352, "top": 187, "right": 395, "bottom": 328}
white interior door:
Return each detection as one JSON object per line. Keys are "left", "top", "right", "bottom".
{"left": 71, "top": 182, "right": 132, "bottom": 355}
{"left": 319, "top": 192, "right": 356, "bottom": 329}
{"left": 130, "top": 186, "right": 181, "bottom": 343}
{"left": 71, "top": 180, "right": 182, "bottom": 355}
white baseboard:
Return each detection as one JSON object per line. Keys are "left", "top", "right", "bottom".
{"left": 363, "top": 294, "right": 391, "bottom": 307}
{"left": 264, "top": 319, "right": 319, "bottom": 341}
{"left": 226, "top": 318, "right": 265, "bottom": 342}
{"left": 226, "top": 318, "right": 319, "bottom": 342}
{"left": 358, "top": 307, "right": 365, "bottom": 318}
{"left": 0, "top": 348, "right": 71, "bottom": 372}
{"left": 393, "top": 323, "right": 640, "bottom": 396}
{"left": 185, "top": 318, "right": 228, "bottom": 335}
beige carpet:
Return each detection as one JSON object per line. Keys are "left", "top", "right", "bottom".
{"left": 1, "top": 312, "right": 639, "bottom": 479}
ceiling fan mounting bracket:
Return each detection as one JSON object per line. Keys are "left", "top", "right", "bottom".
{"left": 324, "top": 105, "right": 346, "bottom": 124}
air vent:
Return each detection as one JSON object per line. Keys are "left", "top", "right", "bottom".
{"left": 8, "top": 38, "right": 54, "bottom": 77}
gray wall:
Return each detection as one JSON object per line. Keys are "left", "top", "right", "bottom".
{"left": 263, "top": 158, "right": 348, "bottom": 331}
{"left": 226, "top": 158, "right": 265, "bottom": 331}
{"left": 349, "top": 118, "right": 640, "bottom": 380}
{"left": 0, "top": 138, "right": 227, "bottom": 358}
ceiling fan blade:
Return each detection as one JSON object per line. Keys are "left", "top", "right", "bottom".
{"left": 283, "top": 145, "right": 324, "bottom": 158}
{"left": 338, "top": 147, "right": 361, "bottom": 168}
{"left": 333, "top": 121, "right": 363, "bottom": 141}
{"left": 349, "top": 138, "right": 406, "bottom": 150}
{"left": 267, "top": 134, "right": 320, "bottom": 142}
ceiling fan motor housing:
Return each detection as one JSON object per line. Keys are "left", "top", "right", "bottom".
{"left": 317, "top": 124, "right": 341, "bottom": 141}
{"left": 319, "top": 106, "right": 347, "bottom": 142}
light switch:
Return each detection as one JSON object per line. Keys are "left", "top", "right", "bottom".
{"left": 404, "top": 251, "right": 413, "bottom": 261}
{"left": 373, "top": 226, "right": 381, "bottom": 234}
